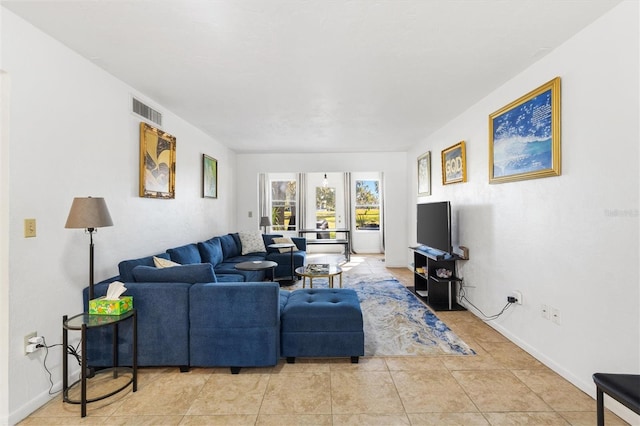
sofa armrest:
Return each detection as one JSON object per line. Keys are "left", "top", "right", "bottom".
{"left": 292, "top": 237, "right": 306, "bottom": 251}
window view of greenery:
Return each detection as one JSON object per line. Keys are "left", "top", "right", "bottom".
{"left": 271, "top": 180, "right": 296, "bottom": 231}
{"left": 355, "top": 180, "right": 380, "bottom": 230}
{"left": 316, "top": 187, "right": 336, "bottom": 235}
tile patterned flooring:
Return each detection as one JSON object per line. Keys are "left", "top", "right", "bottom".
{"left": 20, "top": 255, "right": 628, "bottom": 425}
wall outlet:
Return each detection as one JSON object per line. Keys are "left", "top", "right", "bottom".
{"left": 512, "top": 290, "right": 523, "bottom": 305}
{"left": 24, "top": 331, "right": 37, "bottom": 355}
{"left": 541, "top": 304, "right": 550, "bottom": 320}
{"left": 551, "top": 307, "right": 561, "bottom": 325}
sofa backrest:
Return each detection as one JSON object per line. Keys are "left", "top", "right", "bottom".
{"left": 197, "top": 237, "right": 224, "bottom": 266}
{"left": 118, "top": 252, "right": 170, "bottom": 282}
{"left": 219, "top": 233, "right": 241, "bottom": 259}
{"left": 132, "top": 263, "right": 217, "bottom": 284}
{"left": 167, "top": 243, "right": 202, "bottom": 264}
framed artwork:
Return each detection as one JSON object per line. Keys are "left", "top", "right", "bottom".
{"left": 139, "top": 122, "right": 176, "bottom": 198}
{"left": 442, "top": 141, "right": 467, "bottom": 185}
{"left": 417, "top": 151, "right": 431, "bottom": 196}
{"left": 202, "top": 154, "right": 218, "bottom": 198}
{"left": 489, "top": 77, "right": 561, "bottom": 184}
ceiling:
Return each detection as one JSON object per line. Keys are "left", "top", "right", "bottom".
{"left": 2, "top": 0, "right": 620, "bottom": 154}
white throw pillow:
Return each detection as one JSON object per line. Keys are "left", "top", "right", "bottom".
{"left": 153, "top": 256, "right": 180, "bottom": 268}
{"left": 239, "top": 230, "right": 267, "bottom": 255}
{"left": 272, "top": 237, "right": 299, "bottom": 253}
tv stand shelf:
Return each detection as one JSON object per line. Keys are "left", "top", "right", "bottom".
{"left": 411, "top": 247, "right": 465, "bottom": 311}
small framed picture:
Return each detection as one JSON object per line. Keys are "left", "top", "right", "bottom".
{"left": 202, "top": 154, "right": 218, "bottom": 198}
{"left": 441, "top": 141, "right": 466, "bottom": 185}
{"left": 417, "top": 151, "right": 431, "bottom": 196}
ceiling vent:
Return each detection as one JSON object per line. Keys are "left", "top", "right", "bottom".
{"left": 132, "top": 97, "right": 162, "bottom": 126}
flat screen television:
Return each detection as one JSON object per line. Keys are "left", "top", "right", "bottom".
{"left": 417, "top": 201, "right": 452, "bottom": 255}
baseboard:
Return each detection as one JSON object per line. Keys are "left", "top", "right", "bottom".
{"left": 464, "top": 305, "right": 640, "bottom": 425}
{"left": 8, "top": 367, "right": 72, "bottom": 425}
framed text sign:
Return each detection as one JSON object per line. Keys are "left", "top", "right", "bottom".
{"left": 441, "top": 141, "right": 466, "bottom": 185}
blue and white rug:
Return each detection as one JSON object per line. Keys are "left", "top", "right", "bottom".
{"left": 284, "top": 274, "right": 475, "bottom": 356}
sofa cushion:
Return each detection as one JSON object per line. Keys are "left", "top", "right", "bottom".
{"left": 215, "top": 273, "right": 246, "bottom": 282}
{"left": 239, "top": 230, "right": 267, "bottom": 255}
{"left": 118, "top": 253, "right": 170, "bottom": 282}
{"left": 198, "top": 238, "right": 224, "bottom": 266}
{"left": 219, "top": 234, "right": 241, "bottom": 259}
{"left": 132, "top": 263, "right": 217, "bottom": 284}
{"left": 154, "top": 256, "right": 180, "bottom": 268}
{"left": 167, "top": 243, "right": 202, "bottom": 264}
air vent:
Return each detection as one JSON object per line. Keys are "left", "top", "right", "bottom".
{"left": 132, "top": 97, "right": 162, "bottom": 126}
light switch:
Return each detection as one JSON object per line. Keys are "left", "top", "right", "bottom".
{"left": 24, "top": 219, "right": 36, "bottom": 238}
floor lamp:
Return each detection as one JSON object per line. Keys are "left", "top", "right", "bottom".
{"left": 260, "top": 216, "right": 271, "bottom": 234}
{"left": 65, "top": 197, "right": 113, "bottom": 301}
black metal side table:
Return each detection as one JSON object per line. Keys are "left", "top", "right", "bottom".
{"left": 62, "top": 309, "right": 137, "bottom": 417}
{"left": 268, "top": 243, "right": 296, "bottom": 283}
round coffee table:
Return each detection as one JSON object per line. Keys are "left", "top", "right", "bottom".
{"left": 235, "top": 260, "right": 278, "bottom": 281}
{"left": 295, "top": 264, "right": 343, "bottom": 288}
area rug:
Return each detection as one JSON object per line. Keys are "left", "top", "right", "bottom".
{"left": 284, "top": 274, "right": 475, "bottom": 357}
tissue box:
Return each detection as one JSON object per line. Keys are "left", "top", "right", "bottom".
{"left": 89, "top": 296, "right": 133, "bottom": 315}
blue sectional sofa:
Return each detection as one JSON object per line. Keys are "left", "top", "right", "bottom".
{"left": 83, "top": 232, "right": 306, "bottom": 371}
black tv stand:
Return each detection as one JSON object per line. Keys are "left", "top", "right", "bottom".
{"left": 411, "top": 246, "right": 465, "bottom": 311}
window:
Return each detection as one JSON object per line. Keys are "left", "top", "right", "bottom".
{"left": 355, "top": 180, "right": 380, "bottom": 230}
{"left": 270, "top": 180, "right": 297, "bottom": 231}
{"left": 316, "top": 186, "right": 336, "bottom": 235}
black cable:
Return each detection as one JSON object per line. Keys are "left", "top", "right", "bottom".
{"left": 39, "top": 337, "right": 83, "bottom": 395}
{"left": 458, "top": 284, "right": 514, "bottom": 321}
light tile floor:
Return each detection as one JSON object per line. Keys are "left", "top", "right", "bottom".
{"left": 20, "top": 255, "right": 628, "bottom": 425}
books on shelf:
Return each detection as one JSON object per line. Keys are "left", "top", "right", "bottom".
{"left": 306, "top": 264, "right": 330, "bottom": 273}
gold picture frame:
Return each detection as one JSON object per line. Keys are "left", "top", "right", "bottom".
{"left": 202, "top": 154, "right": 218, "bottom": 199}
{"left": 139, "top": 122, "right": 176, "bottom": 198}
{"left": 441, "top": 141, "right": 466, "bottom": 185}
{"left": 417, "top": 151, "right": 431, "bottom": 196}
{"left": 489, "top": 77, "right": 561, "bottom": 184}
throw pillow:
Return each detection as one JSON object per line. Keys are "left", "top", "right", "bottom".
{"left": 239, "top": 230, "right": 267, "bottom": 255}
{"left": 154, "top": 256, "right": 180, "bottom": 268}
{"left": 272, "top": 237, "right": 299, "bottom": 253}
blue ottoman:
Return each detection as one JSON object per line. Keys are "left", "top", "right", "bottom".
{"left": 281, "top": 288, "right": 364, "bottom": 363}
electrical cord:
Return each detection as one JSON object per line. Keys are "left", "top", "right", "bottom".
{"left": 38, "top": 336, "right": 82, "bottom": 395}
{"left": 458, "top": 284, "right": 514, "bottom": 320}
{"left": 454, "top": 263, "right": 514, "bottom": 321}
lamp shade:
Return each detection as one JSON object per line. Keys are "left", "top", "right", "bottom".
{"left": 259, "top": 216, "right": 271, "bottom": 227}
{"left": 65, "top": 197, "right": 113, "bottom": 229}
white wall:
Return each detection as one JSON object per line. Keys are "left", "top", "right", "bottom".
{"left": 236, "top": 153, "right": 407, "bottom": 267}
{"left": 407, "top": 2, "right": 639, "bottom": 422}
{"left": 1, "top": 10, "right": 237, "bottom": 424}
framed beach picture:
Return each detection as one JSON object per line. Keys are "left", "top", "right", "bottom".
{"left": 202, "top": 154, "right": 218, "bottom": 198}
{"left": 417, "top": 151, "right": 431, "bottom": 196}
{"left": 489, "top": 77, "right": 561, "bottom": 184}
{"left": 441, "top": 141, "right": 466, "bottom": 185}
{"left": 139, "top": 122, "right": 176, "bottom": 198}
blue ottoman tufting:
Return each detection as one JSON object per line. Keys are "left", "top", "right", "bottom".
{"left": 281, "top": 288, "right": 364, "bottom": 363}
